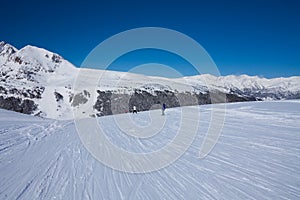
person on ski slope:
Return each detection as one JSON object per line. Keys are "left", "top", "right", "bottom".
{"left": 162, "top": 103, "right": 166, "bottom": 115}
{"left": 133, "top": 105, "right": 137, "bottom": 114}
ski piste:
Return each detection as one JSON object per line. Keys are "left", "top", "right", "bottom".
{"left": 0, "top": 100, "right": 299, "bottom": 199}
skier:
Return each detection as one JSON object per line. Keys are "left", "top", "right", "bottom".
{"left": 133, "top": 106, "right": 137, "bottom": 114}
{"left": 162, "top": 103, "right": 166, "bottom": 115}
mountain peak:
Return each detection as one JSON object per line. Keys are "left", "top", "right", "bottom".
{"left": 0, "top": 41, "right": 299, "bottom": 119}
{"left": 0, "top": 41, "right": 6, "bottom": 46}
{"left": 0, "top": 41, "right": 17, "bottom": 57}
{"left": 0, "top": 42, "right": 77, "bottom": 88}
{"left": 19, "top": 45, "right": 62, "bottom": 62}
{"left": 11, "top": 44, "right": 77, "bottom": 72}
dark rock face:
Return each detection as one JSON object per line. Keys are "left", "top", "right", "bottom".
{"left": 110, "top": 93, "right": 131, "bottom": 114}
{"left": 127, "top": 90, "right": 181, "bottom": 112}
{"left": 0, "top": 96, "right": 37, "bottom": 114}
{"left": 93, "top": 89, "right": 254, "bottom": 116}
{"left": 226, "top": 93, "right": 257, "bottom": 102}
{"left": 0, "top": 77, "right": 43, "bottom": 114}
{"left": 14, "top": 56, "right": 22, "bottom": 64}
{"left": 289, "top": 92, "right": 300, "bottom": 100}
{"left": 71, "top": 90, "right": 89, "bottom": 107}
{"left": 71, "top": 93, "right": 88, "bottom": 107}
{"left": 51, "top": 54, "right": 62, "bottom": 63}
{"left": 54, "top": 92, "right": 64, "bottom": 102}
{"left": 0, "top": 86, "right": 44, "bottom": 99}
{"left": 93, "top": 90, "right": 113, "bottom": 116}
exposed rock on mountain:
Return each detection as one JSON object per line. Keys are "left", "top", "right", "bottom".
{"left": 0, "top": 41, "right": 299, "bottom": 119}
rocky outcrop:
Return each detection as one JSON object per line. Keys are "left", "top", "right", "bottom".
{"left": 54, "top": 91, "right": 64, "bottom": 102}
{"left": 92, "top": 89, "right": 253, "bottom": 116}
{"left": 71, "top": 91, "right": 89, "bottom": 107}
{"left": 0, "top": 41, "right": 299, "bottom": 119}
{"left": 0, "top": 96, "right": 37, "bottom": 114}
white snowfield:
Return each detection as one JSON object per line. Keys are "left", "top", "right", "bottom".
{"left": 0, "top": 100, "right": 300, "bottom": 199}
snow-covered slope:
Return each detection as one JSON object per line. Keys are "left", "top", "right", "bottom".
{"left": 0, "top": 41, "right": 299, "bottom": 119}
{"left": 0, "top": 100, "right": 299, "bottom": 199}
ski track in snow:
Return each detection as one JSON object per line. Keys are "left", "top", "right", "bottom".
{"left": 0, "top": 100, "right": 300, "bottom": 199}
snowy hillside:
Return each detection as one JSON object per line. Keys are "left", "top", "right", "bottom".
{"left": 0, "top": 41, "right": 300, "bottom": 119}
{"left": 0, "top": 100, "right": 299, "bottom": 199}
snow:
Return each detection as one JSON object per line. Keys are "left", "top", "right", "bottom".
{"left": 1, "top": 41, "right": 300, "bottom": 120}
{"left": 180, "top": 74, "right": 300, "bottom": 93}
{"left": 0, "top": 100, "right": 300, "bottom": 199}
{"left": 0, "top": 42, "right": 17, "bottom": 66}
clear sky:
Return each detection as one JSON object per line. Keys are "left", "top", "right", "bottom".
{"left": 1, "top": 0, "right": 299, "bottom": 78}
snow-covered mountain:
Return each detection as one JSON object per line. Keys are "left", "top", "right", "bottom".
{"left": 0, "top": 41, "right": 78, "bottom": 119}
{"left": 0, "top": 41, "right": 299, "bottom": 119}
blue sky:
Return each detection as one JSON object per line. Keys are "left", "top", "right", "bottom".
{"left": 1, "top": 0, "right": 299, "bottom": 78}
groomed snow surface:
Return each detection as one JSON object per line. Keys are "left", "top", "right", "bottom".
{"left": 0, "top": 100, "right": 300, "bottom": 199}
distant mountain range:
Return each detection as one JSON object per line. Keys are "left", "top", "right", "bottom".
{"left": 1, "top": 41, "right": 299, "bottom": 119}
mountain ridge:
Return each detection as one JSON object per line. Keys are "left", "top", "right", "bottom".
{"left": 0, "top": 41, "right": 299, "bottom": 119}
